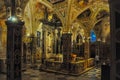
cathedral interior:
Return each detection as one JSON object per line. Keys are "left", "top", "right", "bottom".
{"left": 0, "top": 0, "right": 119, "bottom": 80}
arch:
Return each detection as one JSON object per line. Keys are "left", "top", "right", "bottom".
{"left": 71, "top": 7, "right": 91, "bottom": 25}
{"left": 91, "top": 5, "right": 109, "bottom": 18}
{"left": 22, "top": 0, "right": 64, "bottom": 28}
{"left": 71, "top": 19, "right": 89, "bottom": 39}
{"left": 90, "top": 6, "right": 109, "bottom": 31}
{"left": 92, "top": 9, "right": 109, "bottom": 31}
{"left": 92, "top": 16, "right": 110, "bottom": 42}
{"left": 21, "top": 0, "right": 53, "bottom": 13}
{"left": 77, "top": 8, "right": 91, "bottom": 19}
{"left": 91, "top": 8, "right": 109, "bottom": 20}
{"left": 71, "top": 1, "right": 109, "bottom": 28}
{"left": 70, "top": 1, "right": 94, "bottom": 25}
{"left": 23, "top": 0, "right": 63, "bottom": 33}
{"left": 71, "top": 22, "right": 85, "bottom": 43}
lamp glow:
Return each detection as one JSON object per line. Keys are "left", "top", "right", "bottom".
{"left": 8, "top": 16, "right": 18, "bottom": 22}
{"left": 90, "top": 30, "right": 96, "bottom": 43}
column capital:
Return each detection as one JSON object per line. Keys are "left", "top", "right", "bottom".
{"left": 5, "top": 17, "right": 24, "bottom": 27}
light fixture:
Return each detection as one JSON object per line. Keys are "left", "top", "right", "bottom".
{"left": 27, "top": 33, "right": 30, "bottom": 37}
{"left": 8, "top": 16, "right": 18, "bottom": 22}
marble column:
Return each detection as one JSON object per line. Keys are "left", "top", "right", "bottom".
{"left": 84, "top": 38, "right": 90, "bottom": 68}
{"left": 0, "top": 27, "right": 1, "bottom": 44}
{"left": 109, "top": 0, "right": 120, "bottom": 80}
{"left": 62, "top": 33, "right": 72, "bottom": 70}
{"left": 5, "top": 19, "right": 24, "bottom": 80}
{"left": 0, "top": 27, "right": 2, "bottom": 58}
{"left": 84, "top": 38, "right": 90, "bottom": 59}
{"left": 57, "top": 28, "right": 61, "bottom": 53}
{"left": 41, "top": 27, "right": 46, "bottom": 64}
{"left": 23, "top": 43, "right": 27, "bottom": 64}
{"left": 54, "top": 29, "right": 57, "bottom": 54}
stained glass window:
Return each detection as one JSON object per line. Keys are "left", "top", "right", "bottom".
{"left": 90, "top": 30, "right": 96, "bottom": 43}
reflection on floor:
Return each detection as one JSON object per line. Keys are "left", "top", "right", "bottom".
{"left": 0, "top": 67, "right": 101, "bottom": 80}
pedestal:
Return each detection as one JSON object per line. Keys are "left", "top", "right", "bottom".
{"left": 5, "top": 20, "right": 24, "bottom": 80}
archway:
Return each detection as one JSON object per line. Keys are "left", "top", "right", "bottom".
{"left": 92, "top": 16, "right": 110, "bottom": 61}
{"left": 0, "top": 0, "right": 113, "bottom": 79}
{"left": 22, "top": 0, "right": 63, "bottom": 67}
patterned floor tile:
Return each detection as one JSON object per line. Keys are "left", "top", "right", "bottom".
{"left": 0, "top": 67, "right": 101, "bottom": 80}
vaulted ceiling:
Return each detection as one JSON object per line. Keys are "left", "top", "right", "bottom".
{"left": 0, "top": 0, "right": 110, "bottom": 41}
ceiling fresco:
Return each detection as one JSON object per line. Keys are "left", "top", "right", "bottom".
{"left": 0, "top": 0, "right": 110, "bottom": 41}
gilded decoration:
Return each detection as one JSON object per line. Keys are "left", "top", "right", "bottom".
{"left": 0, "top": 0, "right": 111, "bottom": 76}
{"left": 0, "top": 0, "right": 109, "bottom": 34}
{"left": 0, "top": 0, "right": 110, "bottom": 45}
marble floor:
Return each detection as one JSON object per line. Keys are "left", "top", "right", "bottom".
{"left": 0, "top": 67, "right": 101, "bottom": 80}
